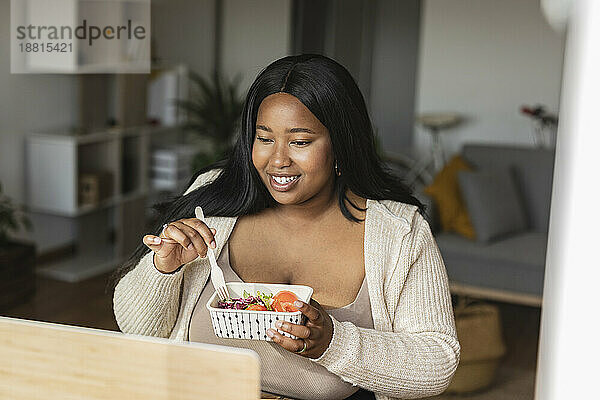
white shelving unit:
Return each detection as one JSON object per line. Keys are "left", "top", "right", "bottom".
{"left": 25, "top": 125, "right": 183, "bottom": 282}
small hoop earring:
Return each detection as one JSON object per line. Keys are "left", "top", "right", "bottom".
{"left": 334, "top": 161, "right": 341, "bottom": 176}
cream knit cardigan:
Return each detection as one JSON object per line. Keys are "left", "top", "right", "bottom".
{"left": 113, "top": 169, "right": 460, "bottom": 399}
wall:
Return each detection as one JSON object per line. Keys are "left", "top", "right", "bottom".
{"left": 151, "top": 0, "right": 216, "bottom": 76}
{"left": 292, "top": 0, "right": 375, "bottom": 105}
{"left": 291, "top": 0, "right": 329, "bottom": 56}
{"left": 0, "top": 0, "right": 79, "bottom": 204}
{"left": 290, "top": 0, "right": 421, "bottom": 157}
{"left": 221, "top": 0, "right": 293, "bottom": 95}
{"left": 415, "top": 0, "right": 566, "bottom": 158}
{"left": 324, "top": 0, "right": 375, "bottom": 99}
{"left": 369, "top": 0, "right": 421, "bottom": 154}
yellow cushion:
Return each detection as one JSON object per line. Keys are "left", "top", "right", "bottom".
{"left": 424, "top": 155, "right": 476, "bottom": 240}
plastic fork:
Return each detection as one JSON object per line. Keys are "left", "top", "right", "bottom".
{"left": 195, "top": 206, "right": 230, "bottom": 301}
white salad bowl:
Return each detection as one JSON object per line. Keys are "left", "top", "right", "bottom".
{"left": 206, "top": 282, "right": 314, "bottom": 341}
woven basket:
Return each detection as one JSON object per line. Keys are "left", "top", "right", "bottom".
{"left": 446, "top": 297, "right": 507, "bottom": 393}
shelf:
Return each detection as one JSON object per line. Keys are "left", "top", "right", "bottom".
{"left": 25, "top": 125, "right": 184, "bottom": 282}
{"left": 35, "top": 243, "right": 123, "bottom": 283}
{"left": 75, "top": 61, "right": 151, "bottom": 74}
{"left": 29, "top": 130, "right": 119, "bottom": 145}
{"left": 77, "top": 196, "right": 120, "bottom": 217}
{"left": 27, "top": 191, "right": 147, "bottom": 217}
{"left": 121, "top": 190, "right": 147, "bottom": 203}
{"left": 28, "top": 125, "right": 161, "bottom": 146}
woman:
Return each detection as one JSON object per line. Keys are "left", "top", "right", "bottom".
{"left": 113, "top": 54, "right": 460, "bottom": 400}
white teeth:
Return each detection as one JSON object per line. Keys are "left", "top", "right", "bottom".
{"left": 272, "top": 175, "right": 299, "bottom": 184}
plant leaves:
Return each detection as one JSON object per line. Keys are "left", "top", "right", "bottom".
{"left": 0, "top": 181, "right": 33, "bottom": 244}
{"left": 176, "top": 69, "right": 244, "bottom": 148}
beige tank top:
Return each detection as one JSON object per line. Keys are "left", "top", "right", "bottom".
{"left": 189, "top": 242, "right": 374, "bottom": 400}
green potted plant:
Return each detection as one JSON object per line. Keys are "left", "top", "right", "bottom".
{"left": 176, "top": 70, "right": 244, "bottom": 171}
{"left": 0, "top": 182, "right": 36, "bottom": 310}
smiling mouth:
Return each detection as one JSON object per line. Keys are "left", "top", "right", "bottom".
{"left": 269, "top": 174, "right": 300, "bottom": 191}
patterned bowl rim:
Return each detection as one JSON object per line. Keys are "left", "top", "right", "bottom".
{"left": 205, "top": 282, "right": 313, "bottom": 315}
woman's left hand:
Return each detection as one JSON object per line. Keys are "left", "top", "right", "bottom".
{"left": 266, "top": 299, "right": 333, "bottom": 359}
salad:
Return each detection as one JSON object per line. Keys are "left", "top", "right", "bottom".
{"left": 217, "top": 290, "right": 300, "bottom": 312}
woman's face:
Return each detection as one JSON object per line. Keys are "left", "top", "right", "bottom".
{"left": 252, "top": 92, "right": 335, "bottom": 206}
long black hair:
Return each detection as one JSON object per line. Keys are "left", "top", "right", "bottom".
{"left": 111, "top": 54, "right": 425, "bottom": 286}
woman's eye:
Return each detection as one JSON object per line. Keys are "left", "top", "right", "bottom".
{"left": 291, "top": 140, "right": 311, "bottom": 146}
{"left": 256, "top": 137, "right": 272, "bottom": 143}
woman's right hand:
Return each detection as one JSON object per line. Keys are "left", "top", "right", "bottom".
{"left": 142, "top": 218, "right": 217, "bottom": 274}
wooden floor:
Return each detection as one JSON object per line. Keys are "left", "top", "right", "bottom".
{"left": 2, "top": 273, "right": 541, "bottom": 399}
{"left": 2, "top": 272, "right": 119, "bottom": 332}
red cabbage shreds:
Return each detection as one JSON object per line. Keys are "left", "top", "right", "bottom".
{"left": 217, "top": 300, "right": 236, "bottom": 309}
{"left": 216, "top": 295, "right": 266, "bottom": 310}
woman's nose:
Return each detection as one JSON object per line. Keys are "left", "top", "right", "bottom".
{"left": 270, "top": 142, "right": 291, "bottom": 167}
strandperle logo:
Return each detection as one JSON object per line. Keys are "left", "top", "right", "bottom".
{"left": 15, "top": 19, "right": 146, "bottom": 46}
{"left": 11, "top": 0, "right": 150, "bottom": 74}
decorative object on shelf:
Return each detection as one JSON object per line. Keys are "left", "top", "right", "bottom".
{"left": 446, "top": 296, "right": 506, "bottom": 394}
{"left": 520, "top": 104, "right": 559, "bottom": 149}
{"left": 147, "top": 64, "right": 190, "bottom": 127}
{"left": 78, "top": 172, "right": 114, "bottom": 206}
{"left": 151, "top": 145, "right": 199, "bottom": 193}
{"left": 0, "top": 182, "right": 36, "bottom": 310}
{"left": 176, "top": 69, "right": 244, "bottom": 171}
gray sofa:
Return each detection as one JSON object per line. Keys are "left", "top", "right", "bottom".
{"left": 426, "top": 144, "right": 555, "bottom": 306}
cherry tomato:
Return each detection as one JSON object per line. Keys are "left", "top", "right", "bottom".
{"left": 272, "top": 290, "right": 299, "bottom": 312}
{"left": 271, "top": 298, "right": 284, "bottom": 312}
